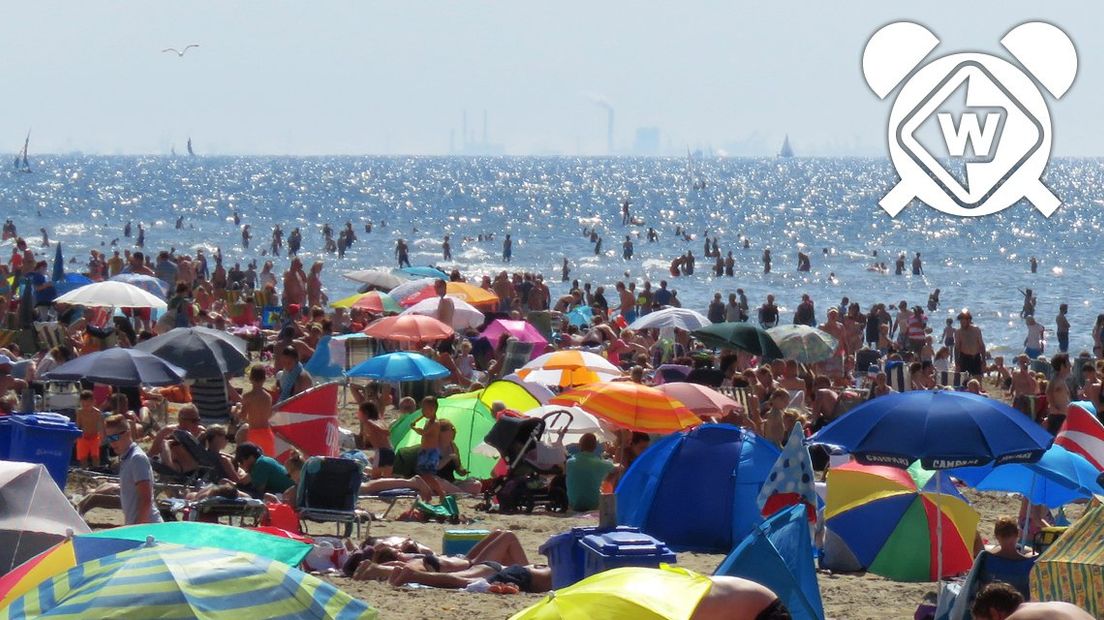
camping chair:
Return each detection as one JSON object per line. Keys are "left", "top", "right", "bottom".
{"left": 359, "top": 446, "right": 423, "bottom": 518}
{"left": 159, "top": 496, "right": 267, "bottom": 526}
{"left": 297, "top": 456, "right": 364, "bottom": 537}
{"left": 936, "top": 370, "right": 970, "bottom": 390}
{"left": 189, "top": 376, "right": 233, "bottom": 427}
{"left": 886, "top": 362, "right": 911, "bottom": 392}
{"left": 33, "top": 322, "right": 69, "bottom": 351}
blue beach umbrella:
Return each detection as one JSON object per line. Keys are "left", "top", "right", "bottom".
{"left": 398, "top": 266, "right": 448, "bottom": 279}
{"left": 948, "top": 444, "right": 1104, "bottom": 509}
{"left": 109, "top": 273, "right": 170, "bottom": 299}
{"left": 566, "top": 305, "right": 593, "bottom": 327}
{"left": 346, "top": 351, "right": 449, "bottom": 382}
{"left": 51, "top": 242, "right": 64, "bottom": 284}
{"left": 44, "top": 347, "right": 186, "bottom": 387}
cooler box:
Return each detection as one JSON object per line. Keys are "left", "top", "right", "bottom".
{"left": 540, "top": 526, "right": 641, "bottom": 589}
{"left": 8, "top": 413, "right": 82, "bottom": 489}
{"left": 580, "top": 530, "right": 676, "bottom": 578}
{"left": 443, "top": 529, "right": 491, "bottom": 556}
{"left": 0, "top": 415, "right": 12, "bottom": 460}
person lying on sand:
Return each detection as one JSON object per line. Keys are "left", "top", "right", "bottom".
{"left": 972, "top": 582, "right": 1092, "bottom": 619}
{"left": 346, "top": 530, "right": 530, "bottom": 577}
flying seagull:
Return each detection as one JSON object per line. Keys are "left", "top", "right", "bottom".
{"left": 162, "top": 44, "right": 199, "bottom": 57}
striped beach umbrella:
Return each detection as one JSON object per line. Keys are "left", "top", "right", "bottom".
{"left": 0, "top": 542, "right": 376, "bottom": 619}
{"left": 551, "top": 381, "right": 700, "bottom": 434}
{"left": 824, "top": 461, "right": 978, "bottom": 582}
{"left": 516, "top": 350, "right": 623, "bottom": 388}
{"left": 400, "top": 281, "right": 499, "bottom": 309}
{"left": 330, "top": 291, "right": 401, "bottom": 314}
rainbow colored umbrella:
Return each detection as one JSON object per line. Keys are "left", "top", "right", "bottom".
{"left": 0, "top": 542, "right": 375, "bottom": 619}
{"left": 824, "top": 461, "right": 978, "bottom": 582}
{"left": 331, "top": 291, "right": 401, "bottom": 314}
{"left": 551, "top": 382, "right": 700, "bottom": 434}
{"left": 0, "top": 522, "right": 312, "bottom": 608}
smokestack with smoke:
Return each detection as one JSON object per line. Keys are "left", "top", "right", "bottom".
{"left": 584, "top": 93, "right": 615, "bottom": 155}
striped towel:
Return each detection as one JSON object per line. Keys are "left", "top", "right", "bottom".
{"left": 886, "top": 363, "right": 911, "bottom": 392}
{"left": 936, "top": 370, "right": 970, "bottom": 389}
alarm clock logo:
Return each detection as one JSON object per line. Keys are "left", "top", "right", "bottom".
{"left": 863, "top": 22, "right": 1077, "bottom": 217}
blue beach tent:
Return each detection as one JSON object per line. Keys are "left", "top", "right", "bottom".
{"left": 616, "top": 424, "right": 781, "bottom": 552}
{"left": 716, "top": 504, "right": 825, "bottom": 620}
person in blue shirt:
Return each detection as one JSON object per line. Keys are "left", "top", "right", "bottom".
{"left": 30, "top": 261, "right": 55, "bottom": 320}
{"left": 565, "top": 433, "right": 614, "bottom": 512}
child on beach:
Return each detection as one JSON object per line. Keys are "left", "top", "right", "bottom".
{"left": 411, "top": 396, "right": 446, "bottom": 501}
{"left": 75, "top": 390, "right": 104, "bottom": 468}
{"left": 761, "top": 388, "right": 790, "bottom": 448}
{"left": 240, "top": 365, "right": 275, "bottom": 457}
{"left": 357, "top": 402, "right": 394, "bottom": 478}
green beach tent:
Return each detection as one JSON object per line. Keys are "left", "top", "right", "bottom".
{"left": 390, "top": 396, "right": 498, "bottom": 479}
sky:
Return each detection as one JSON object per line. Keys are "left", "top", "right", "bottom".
{"left": 2, "top": 2, "right": 1101, "bottom": 156}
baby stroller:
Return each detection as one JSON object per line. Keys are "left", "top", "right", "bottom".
{"left": 481, "top": 411, "right": 570, "bottom": 514}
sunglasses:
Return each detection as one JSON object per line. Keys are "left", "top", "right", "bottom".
{"left": 105, "top": 432, "right": 125, "bottom": 442}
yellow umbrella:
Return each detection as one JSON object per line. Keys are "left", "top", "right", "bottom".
{"left": 516, "top": 350, "right": 623, "bottom": 388}
{"left": 510, "top": 565, "right": 713, "bottom": 620}
{"left": 551, "top": 382, "right": 700, "bottom": 434}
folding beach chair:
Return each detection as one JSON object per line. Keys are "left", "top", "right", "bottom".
{"left": 33, "top": 322, "right": 69, "bottom": 351}
{"left": 499, "top": 340, "right": 535, "bottom": 376}
{"left": 159, "top": 496, "right": 267, "bottom": 526}
{"left": 936, "top": 370, "right": 970, "bottom": 390}
{"left": 886, "top": 362, "right": 911, "bottom": 392}
{"left": 296, "top": 456, "right": 364, "bottom": 538}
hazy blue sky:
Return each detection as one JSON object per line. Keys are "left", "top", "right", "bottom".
{"left": 2, "top": 2, "right": 1099, "bottom": 156}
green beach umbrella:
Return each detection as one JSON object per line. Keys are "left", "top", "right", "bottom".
{"left": 767, "top": 325, "right": 840, "bottom": 363}
{"left": 390, "top": 396, "right": 498, "bottom": 479}
{"left": 691, "top": 322, "right": 784, "bottom": 359}
{"left": 83, "top": 522, "right": 311, "bottom": 567}
{"left": 1, "top": 542, "right": 377, "bottom": 620}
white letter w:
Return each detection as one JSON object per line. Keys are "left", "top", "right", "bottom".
{"left": 937, "top": 112, "right": 1001, "bottom": 158}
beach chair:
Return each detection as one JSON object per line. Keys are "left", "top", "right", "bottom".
{"left": 886, "top": 362, "right": 911, "bottom": 392}
{"left": 189, "top": 376, "right": 232, "bottom": 427}
{"left": 936, "top": 370, "right": 970, "bottom": 390}
{"left": 296, "top": 456, "right": 364, "bottom": 538}
{"left": 33, "top": 322, "right": 69, "bottom": 351}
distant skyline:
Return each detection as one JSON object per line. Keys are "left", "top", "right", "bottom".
{"left": 2, "top": 2, "right": 1101, "bottom": 156}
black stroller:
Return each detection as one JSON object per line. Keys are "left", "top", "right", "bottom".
{"left": 480, "top": 411, "right": 571, "bottom": 514}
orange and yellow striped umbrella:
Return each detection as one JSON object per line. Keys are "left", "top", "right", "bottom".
{"left": 551, "top": 382, "right": 700, "bottom": 434}
{"left": 516, "top": 350, "right": 623, "bottom": 388}
{"left": 401, "top": 281, "right": 500, "bottom": 309}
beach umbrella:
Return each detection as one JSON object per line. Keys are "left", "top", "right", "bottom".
{"left": 565, "top": 305, "right": 593, "bottom": 327}
{"left": 692, "top": 322, "right": 784, "bottom": 359}
{"left": 345, "top": 351, "right": 449, "bottom": 382}
{"left": 451, "top": 379, "right": 547, "bottom": 413}
{"left": 17, "top": 276, "right": 34, "bottom": 329}
{"left": 362, "top": 314, "right": 454, "bottom": 343}
{"left": 1, "top": 542, "right": 377, "bottom": 619}
{"left": 55, "top": 280, "right": 167, "bottom": 309}
{"left": 0, "top": 462, "right": 91, "bottom": 578}
{"left": 0, "top": 523, "right": 311, "bottom": 607}
{"left": 551, "top": 381, "right": 700, "bottom": 434}
{"left": 402, "top": 296, "right": 485, "bottom": 330}
{"left": 52, "top": 273, "right": 93, "bottom": 296}
{"left": 767, "top": 324, "right": 838, "bottom": 361}
{"left": 480, "top": 319, "right": 549, "bottom": 358}
{"left": 627, "top": 307, "right": 710, "bottom": 332}
{"left": 824, "top": 461, "right": 978, "bottom": 582}
{"left": 510, "top": 565, "right": 714, "bottom": 620}
{"left": 134, "top": 326, "right": 250, "bottom": 379}
{"left": 401, "top": 280, "right": 500, "bottom": 309}
{"left": 331, "top": 291, "right": 401, "bottom": 314}
{"left": 812, "top": 390, "right": 1053, "bottom": 582}
{"left": 387, "top": 277, "right": 436, "bottom": 304}
{"left": 50, "top": 242, "right": 63, "bottom": 284}
{"left": 652, "top": 363, "right": 692, "bottom": 385}
{"left": 109, "top": 273, "right": 171, "bottom": 299}
{"left": 522, "top": 405, "right": 614, "bottom": 444}
{"left": 341, "top": 268, "right": 404, "bottom": 291}
{"left": 767, "top": 325, "right": 839, "bottom": 363}
{"left": 655, "top": 382, "right": 745, "bottom": 417}
{"left": 390, "top": 397, "right": 497, "bottom": 479}
{"left": 948, "top": 443, "right": 1104, "bottom": 509}
{"left": 43, "top": 347, "right": 186, "bottom": 386}
{"left": 397, "top": 265, "right": 448, "bottom": 279}
{"left": 516, "top": 350, "right": 623, "bottom": 388}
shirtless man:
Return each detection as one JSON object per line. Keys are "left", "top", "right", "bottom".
{"left": 357, "top": 402, "right": 393, "bottom": 477}
{"left": 972, "top": 582, "right": 1091, "bottom": 620}
{"left": 955, "top": 311, "right": 987, "bottom": 377}
{"left": 809, "top": 376, "right": 839, "bottom": 429}
{"left": 75, "top": 390, "right": 104, "bottom": 468}
{"left": 1046, "top": 353, "right": 1072, "bottom": 434}
{"left": 818, "top": 308, "right": 847, "bottom": 380}
{"left": 240, "top": 365, "right": 275, "bottom": 457}
{"left": 282, "top": 257, "right": 307, "bottom": 309}
{"left": 0, "top": 354, "right": 27, "bottom": 399}
{"left": 615, "top": 281, "right": 635, "bottom": 323}
{"left": 691, "top": 576, "right": 789, "bottom": 620}
{"left": 433, "top": 279, "right": 454, "bottom": 328}
{"left": 411, "top": 396, "right": 446, "bottom": 501}
{"left": 1009, "top": 355, "right": 1039, "bottom": 418}
{"left": 1080, "top": 363, "right": 1103, "bottom": 413}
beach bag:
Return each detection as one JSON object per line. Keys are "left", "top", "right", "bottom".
{"left": 262, "top": 501, "right": 302, "bottom": 533}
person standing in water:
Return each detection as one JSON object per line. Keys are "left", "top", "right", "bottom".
{"left": 502, "top": 234, "right": 512, "bottom": 263}
{"left": 395, "top": 239, "right": 411, "bottom": 268}
{"left": 1030, "top": 256, "right": 1038, "bottom": 273}
{"left": 912, "top": 252, "right": 924, "bottom": 275}
{"left": 442, "top": 235, "right": 452, "bottom": 261}
{"left": 561, "top": 258, "right": 569, "bottom": 282}
{"left": 621, "top": 198, "right": 631, "bottom": 225}
{"left": 762, "top": 248, "right": 772, "bottom": 274}
{"left": 622, "top": 235, "right": 634, "bottom": 260}
{"left": 1056, "top": 303, "right": 1070, "bottom": 353}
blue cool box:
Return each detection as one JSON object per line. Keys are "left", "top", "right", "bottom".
{"left": 580, "top": 530, "right": 677, "bottom": 578}
{"left": 7, "top": 413, "right": 82, "bottom": 489}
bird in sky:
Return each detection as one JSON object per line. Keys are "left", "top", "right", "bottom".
{"left": 161, "top": 44, "right": 199, "bottom": 57}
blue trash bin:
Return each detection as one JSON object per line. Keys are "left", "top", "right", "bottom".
{"left": 540, "top": 526, "right": 641, "bottom": 588}
{"left": 0, "top": 415, "right": 12, "bottom": 460}
{"left": 8, "top": 413, "right": 82, "bottom": 489}
{"left": 580, "top": 530, "right": 677, "bottom": 578}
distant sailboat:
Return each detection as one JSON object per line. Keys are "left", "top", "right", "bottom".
{"left": 779, "top": 134, "right": 794, "bottom": 159}
{"left": 171, "top": 145, "right": 177, "bottom": 157}
{"left": 186, "top": 137, "right": 195, "bottom": 157}
{"left": 687, "top": 147, "right": 706, "bottom": 190}
{"left": 15, "top": 131, "right": 31, "bottom": 173}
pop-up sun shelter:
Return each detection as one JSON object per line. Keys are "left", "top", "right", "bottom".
{"left": 616, "top": 424, "right": 780, "bottom": 552}
{"left": 1032, "top": 501, "right": 1104, "bottom": 615}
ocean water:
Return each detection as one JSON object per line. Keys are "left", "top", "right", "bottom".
{"left": 3, "top": 155, "right": 1104, "bottom": 354}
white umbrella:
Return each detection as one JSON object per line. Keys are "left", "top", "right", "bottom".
{"left": 401, "top": 296, "right": 485, "bottom": 330}
{"left": 54, "top": 280, "right": 167, "bottom": 309}
{"left": 523, "top": 405, "right": 615, "bottom": 444}
{"left": 341, "top": 269, "right": 404, "bottom": 290}
{"left": 628, "top": 307, "right": 711, "bottom": 332}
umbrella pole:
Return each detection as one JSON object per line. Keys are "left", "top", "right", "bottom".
{"left": 936, "top": 473, "right": 943, "bottom": 585}
{"left": 1019, "top": 476, "right": 1038, "bottom": 550}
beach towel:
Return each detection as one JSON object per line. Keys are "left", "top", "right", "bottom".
{"left": 937, "top": 371, "right": 970, "bottom": 390}
{"left": 886, "top": 362, "right": 910, "bottom": 393}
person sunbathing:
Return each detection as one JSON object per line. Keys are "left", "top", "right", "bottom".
{"left": 347, "top": 530, "right": 531, "bottom": 578}
{"left": 360, "top": 561, "right": 553, "bottom": 594}
{"left": 972, "top": 582, "right": 1091, "bottom": 619}
{"left": 690, "top": 576, "right": 789, "bottom": 620}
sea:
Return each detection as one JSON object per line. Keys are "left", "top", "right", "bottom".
{"left": 4, "top": 155, "right": 1104, "bottom": 355}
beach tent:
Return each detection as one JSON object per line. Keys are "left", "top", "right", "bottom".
{"left": 271, "top": 382, "right": 342, "bottom": 463}
{"left": 303, "top": 334, "right": 345, "bottom": 379}
{"left": 0, "top": 462, "right": 91, "bottom": 576}
{"left": 390, "top": 396, "right": 498, "bottom": 479}
{"left": 715, "top": 504, "right": 825, "bottom": 620}
{"left": 1032, "top": 502, "right": 1104, "bottom": 614}
{"left": 616, "top": 424, "right": 781, "bottom": 552}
